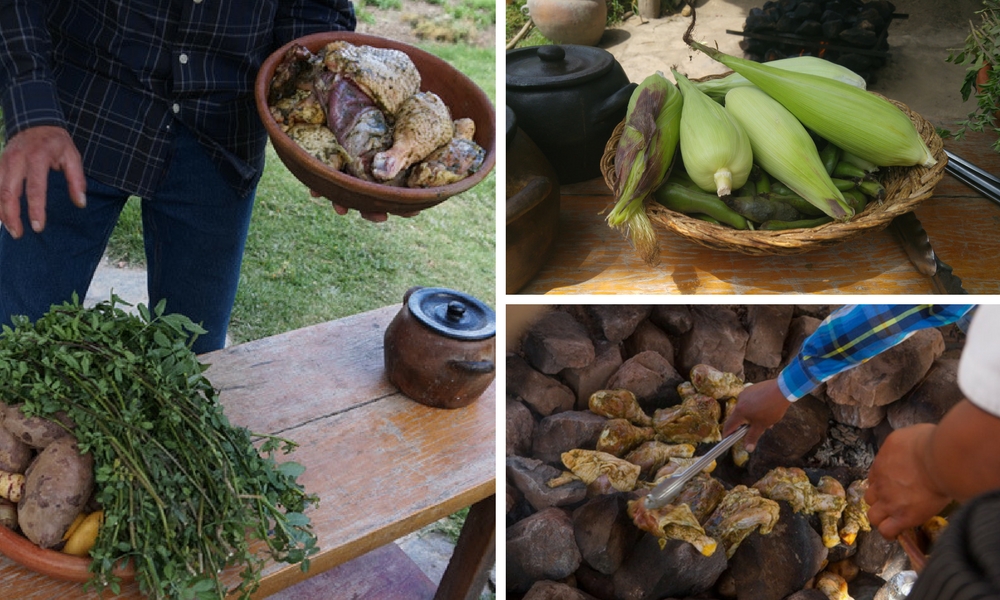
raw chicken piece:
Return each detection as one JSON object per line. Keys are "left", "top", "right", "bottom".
{"left": 623, "top": 441, "right": 695, "bottom": 480}
{"left": 673, "top": 472, "right": 727, "bottom": 523}
{"left": 372, "top": 91, "right": 454, "bottom": 181}
{"left": 840, "top": 479, "right": 871, "bottom": 545}
{"left": 652, "top": 393, "right": 722, "bottom": 444}
{"left": 753, "top": 467, "right": 847, "bottom": 545}
{"left": 596, "top": 418, "right": 656, "bottom": 457}
{"left": 816, "top": 571, "right": 853, "bottom": 600}
{"left": 627, "top": 500, "right": 718, "bottom": 556}
{"left": 547, "top": 449, "right": 641, "bottom": 492}
{"left": 285, "top": 124, "right": 348, "bottom": 170}
{"left": 312, "top": 73, "right": 392, "bottom": 180}
{"left": 267, "top": 44, "right": 322, "bottom": 104}
{"left": 321, "top": 41, "right": 421, "bottom": 115}
{"left": 690, "top": 364, "right": 748, "bottom": 400}
{"left": 650, "top": 456, "right": 717, "bottom": 483}
{"left": 723, "top": 397, "right": 751, "bottom": 467}
{"left": 270, "top": 90, "right": 326, "bottom": 129}
{"left": 703, "top": 485, "right": 780, "bottom": 558}
{"left": 588, "top": 389, "right": 653, "bottom": 427}
{"left": 405, "top": 137, "right": 485, "bottom": 187}
{"left": 677, "top": 381, "right": 698, "bottom": 399}
{"left": 921, "top": 515, "right": 948, "bottom": 545}
{"left": 817, "top": 476, "right": 848, "bottom": 548}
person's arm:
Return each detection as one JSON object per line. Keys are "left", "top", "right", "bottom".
{"left": 0, "top": 1, "right": 87, "bottom": 238}
{"left": 273, "top": 0, "right": 357, "bottom": 47}
{"left": 723, "top": 305, "right": 974, "bottom": 447}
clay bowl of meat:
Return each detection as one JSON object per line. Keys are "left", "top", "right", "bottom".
{"left": 255, "top": 31, "right": 496, "bottom": 214}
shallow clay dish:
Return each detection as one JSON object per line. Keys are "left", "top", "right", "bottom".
{"left": 255, "top": 31, "right": 497, "bottom": 214}
{"left": 0, "top": 524, "right": 134, "bottom": 583}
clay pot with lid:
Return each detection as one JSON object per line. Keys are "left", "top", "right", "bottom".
{"left": 383, "top": 287, "right": 496, "bottom": 409}
{"left": 507, "top": 106, "right": 560, "bottom": 293}
{"left": 506, "top": 44, "right": 636, "bottom": 184}
{"left": 525, "top": 0, "right": 607, "bottom": 46}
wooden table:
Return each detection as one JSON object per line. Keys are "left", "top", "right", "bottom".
{"left": 519, "top": 128, "right": 1000, "bottom": 295}
{"left": 0, "top": 305, "right": 496, "bottom": 599}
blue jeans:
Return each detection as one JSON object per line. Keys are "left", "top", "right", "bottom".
{"left": 0, "top": 124, "right": 256, "bottom": 354}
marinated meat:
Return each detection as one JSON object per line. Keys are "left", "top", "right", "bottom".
{"left": 840, "top": 479, "right": 871, "bottom": 545}
{"left": 588, "top": 389, "right": 653, "bottom": 427}
{"left": 372, "top": 91, "right": 454, "bottom": 181}
{"left": 816, "top": 476, "right": 848, "bottom": 548}
{"left": 651, "top": 456, "right": 717, "bottom": 482}
{"left": 624, "top": 440, "right": 696, "bottom": 479}
{"left": 673, "top": 472, "right": 727, "bottom": 523}
{"left": 285, "top": 124, "right": 348, "bottom": 170}
{"left": 753, "top": 467, "right": 847, "bottom": 515}
{"left": 816, "top": 571, "right": 853, "bottom": 600}
{"left": 690, "top": 364, "right": 749, "bottom": 400}
{"left": 321, "top": 40, "right": 421, "bottom": 114}
{"left": 652, "top": 393, "right": 722, "bottom": 444}
{"left": 627, "top": 500, "right": 718, "bottom": 556}
{"left": 406, "top": 135, "right": 485, "bottom": 187}
{"left": 596, "top": 418, "right": 656, "bottom": 457}
{"left": 547, "top": 449, "right": 641, "bottom": 492}
{"left": 703, "top": 485, "right": 781, "bottom": 558}
{"left": 723, "top": 397, "right": 751, "bottom": 467}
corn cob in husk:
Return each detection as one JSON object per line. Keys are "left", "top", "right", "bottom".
{"left": 694, "top": 55, "right": 867, "bottom": 101}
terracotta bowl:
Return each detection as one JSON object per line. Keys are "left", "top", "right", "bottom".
{"left": 0, "top": 525, "right": 134, "bottom": 583}
{"left": 254, "top": 31, "right": 497, "bottom": 214}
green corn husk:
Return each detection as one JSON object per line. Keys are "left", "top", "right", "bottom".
{"left": 694, "top": 55, "right": 868, "bottom": 102}
{"left": 690, "top": 41, "right": 937, "bottom": 168}
{"left": 725, "top": 86, "right": 854, "bottom": 220}
{"left": 673, "top": 69, "right": 753, "bottom": 197}
{"left": 608, "top": 72, "right": 683, "bottom": 264}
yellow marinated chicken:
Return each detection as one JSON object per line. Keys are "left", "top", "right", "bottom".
{"left": 673, "top": 472, "right": 726, "bottom": 523}
{"left": 840, "top": 479, "right": 871, "bottom": 545}
{"left": 724, "top": 397, "right": 751, "bottom": 467}
{"left": 372, "top": 91, "right": 454, "bottom": 181}
{"left": 321, "top": 41, "right": 421, "bottom": 115}
{"left": 623, "top": 440, "right": 696, "bottom": 480}
{"left": 652, "top": 393, "right": 722, "bottom": 444}
{"left": 677, "top": 381, "right": 698, "bottom": 399}
{"left": 816, "top": 571, "right": 854, "bottom": 600}
{"left": 588, "top": 389, "right": 653, "bottom": 427}
{"left": 921, "top": 515, "right": 949, "bottom": 545}
{"left": 816, "top": 476, "right": 848, "bottom": 548}
{"left": 627, "top": 500, "right": 718, "bottom": 556}
{"left": 285, "top": 124, "right": 349, "bottom": 170}
{"left": 753, "top": 467, "right": 847, "bottom": 516}
{"left": 406, "top": 134, "right": 485, "bottom": 187}
{"left": 690, "top": 364, "right": 748, "bottom": 400}
{"left": 596, "top": 418, "right": 657, "bottom": 457}
{"left": 703, "top": 485, "right": 781, "bottom": 558}
{"left": 547, "top": 449, "right": 641, "bottom": 492}
{"left": 651, "top": 456, "right": 717, "bottom": 482}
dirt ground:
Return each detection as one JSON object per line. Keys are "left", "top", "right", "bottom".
{"left": 599, "top": 0, "right": 984, "bottom": 125}
{"left": 355, "top": 0, "right": 496, "bottom": 49}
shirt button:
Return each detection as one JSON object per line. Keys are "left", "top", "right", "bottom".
{"left": 172, "top": 103, "right": 181, "bottom": 114}
{"left": 179, "top": 53, "right": 189, "bottom": 64}
{"left": 193, "top": 0, "right": 202, "bottom": 3}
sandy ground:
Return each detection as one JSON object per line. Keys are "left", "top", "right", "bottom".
{"left": 599, "top": 0, "right": 984, "bottom": 124}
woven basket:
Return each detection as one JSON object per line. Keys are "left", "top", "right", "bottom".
{"left": 600, "top": 75, "right": 948, "bottom": 256}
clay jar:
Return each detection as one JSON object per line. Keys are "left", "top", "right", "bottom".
{"left": 383, "top": 287, "right": 496, "bottom": 409}
{"left": 526, "top": 0, "right": 607, "bottom": 46}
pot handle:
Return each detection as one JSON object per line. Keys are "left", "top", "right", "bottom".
{"left": 506, "top": 176, "right": 553, "bottom": 223}
{"left": 592, "top": 82, "right": 638, "bottom": 124}
{"left": 448, "top": 359, "right": 496, "bottom": 375}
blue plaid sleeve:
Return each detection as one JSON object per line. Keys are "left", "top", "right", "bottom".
{"left": 274, "top": 0, "right": 357, "bottom": 47}
{"left": 0, "top": 1, "right": 68, "bottom": 138}
{"left": 777, "top": 304, "right": 975, "bottom": 401}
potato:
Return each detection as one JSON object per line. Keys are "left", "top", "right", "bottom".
{"left": 17, "top": 436, "right": 94, "bottom": 548}
{"left": 1, "top": 404, "right": 73, "bottom": 449}
{"left": 0, "top": 424, "right": 32, "bottom": 473}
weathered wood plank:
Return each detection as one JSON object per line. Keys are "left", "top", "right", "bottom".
{"left": 0, "top": 305, "right": 497, "bottom": 599}
{"left": 520, "top": 130, "right": 1000, "bottom": 295}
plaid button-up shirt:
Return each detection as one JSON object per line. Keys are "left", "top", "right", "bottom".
{"left": 778, "top": 304, "right": 975, "bottom": 401}
{"left": 0, "top": 0, "right": 355, "bottom": 198}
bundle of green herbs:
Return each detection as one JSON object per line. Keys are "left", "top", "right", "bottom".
{"left": 0, "top": 297, "right": 318, "bottom": 599}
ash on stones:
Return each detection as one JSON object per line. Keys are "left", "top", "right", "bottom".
{"left": 808, "top": 422, "right": 876, "bottom": 470}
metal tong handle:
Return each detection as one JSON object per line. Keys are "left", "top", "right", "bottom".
{"left": 643, "top": 424, "right": 749, "bottom": 510}
{"left": 944, "top": 150, "right": 1000, "bottom": 206}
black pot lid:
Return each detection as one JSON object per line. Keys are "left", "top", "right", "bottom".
{"left": 506, "top": 105, "right": 517, "bottom": 147}
{"left": 507, "top": 44, "right": 616, "bottom": 90}
{"left": 408, "top": 287, "right": 496, "bottom": 341}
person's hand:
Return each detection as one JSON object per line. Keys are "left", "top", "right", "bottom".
{"left": 721, "top": 379, "right": 791, "bottom": 451}
{"left": 309, "top": 190, "right": 419, "bottom": 222}
{"left": 865, "top": 424, "right": 950, "bottom": 540}
{"left": 0, "top": 126, "right": 86, "bottom": 238}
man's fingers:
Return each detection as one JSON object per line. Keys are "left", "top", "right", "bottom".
{"left": 25, "top": 161, "right": 51, "bottom": 233}
{"left": 0, "top": 165, "right": 25, "bottom": 239}
{"left": 60, "top": 148, "right": 87, "bottom": 209}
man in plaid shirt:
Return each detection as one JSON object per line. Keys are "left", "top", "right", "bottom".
{"left": 0, "top": 1, "right": 357, "bottom": 353}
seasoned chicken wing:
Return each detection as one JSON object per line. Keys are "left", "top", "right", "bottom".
{"left": 840, "top": 479, "right": 871, "bottom": 545}
{"left": 703, "top": 485, "right": 780, "bottom": 558}
{"left": 372, "top": 91, "right": 454, "bottom": 181}
{"left": 588, "top": 389, "right": 653, "bottom": 427}
{"left": 673, "top": 472, "right": 727, "bottom": 523}
{"left": 627, "top": 500, "right": 718, "bottom": 556}
{"left": 596, "top": 419, "right": 656, "bottom": 457}
{"left": 652, "top": 393, "right": 722, "bottom": 444}
{"left": 690, "top": 364, "right": 749, "bottom": 400}
{"left": 816, "top": 476, "right": 848, "bottom": 548}
{"left": 547, "top": 449, "right": 641, "bottom": 492}
{"left": 624, "top": 441, "right": 696, "bottom": 480}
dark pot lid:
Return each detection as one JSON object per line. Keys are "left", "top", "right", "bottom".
{"left": 506, "top": 105, "right": 517, "bottom": 147}
{"left": 408, "top": 287, "right": 496, "bottom": 341}
{"left": 507, "top": 44, "right": 616, "bottom": 90}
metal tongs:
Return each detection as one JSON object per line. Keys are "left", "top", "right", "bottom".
{"left": 643, "top": 424, "right": 749, "bottom": 510}
{"left": 944, "top": 150, "right": 1000, "bottom": 206}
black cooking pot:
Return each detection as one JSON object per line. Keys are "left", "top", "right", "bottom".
{"left": 506, "top": 44, "right": 636, "bottom": 184}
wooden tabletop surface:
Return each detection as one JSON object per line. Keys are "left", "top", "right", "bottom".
{"left": 518, "top": 128, "right": 1000, "bottom": 295}
{"left": 0, "top": 304, "right": 497, "bottom": 599}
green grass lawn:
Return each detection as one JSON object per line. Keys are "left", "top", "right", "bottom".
{"left": 107, "top": 43, "right": 495, "bottom": 345}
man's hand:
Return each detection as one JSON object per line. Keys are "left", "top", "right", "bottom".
{"left": 0, "top": 126, "right": 86, "bottom": 238}
{"left": 865, "top": 424, "right": 950, "bottom": 540}
{"left": 721, "top": 379, "right": 791, "bottom": 451}
{"left": 309, "top": 190, "right": 419, "bottom": 222}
